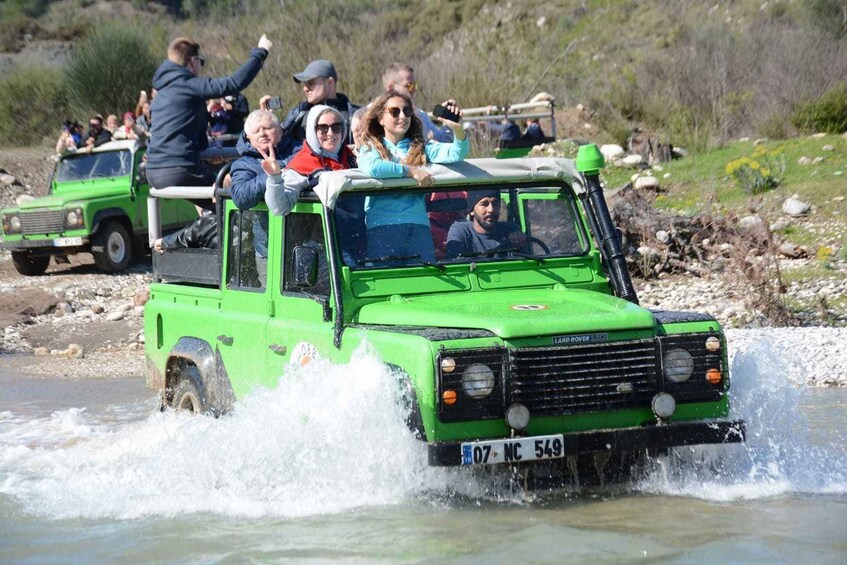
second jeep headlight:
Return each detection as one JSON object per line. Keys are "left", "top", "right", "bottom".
{"left": 64, "top": 207, "right": 84, "bottom": 229}
{"left": 663, "top": 347, "right": 695, "bottom": 383}
{"left": 461, "top": 363, "right": 495, "bottom": 398}
{"left": 2, "top": 214, "right": 21, "bottom": 234}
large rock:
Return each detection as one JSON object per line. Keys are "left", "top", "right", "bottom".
{"left": 620, "top": 154, "right": 643, "bottom": 167}
{"left": 739, "top": 215, "right": 764, "bottom": 229}
{"left": 783, "top": 197, "right": 811, "bottom": 217}
{"left": 600, "top": 144, "right": 625, "bottom": 160}
{"left": 0, "top": 173, "right": 17, "bottom": 186}
{"left": 634, "top": 175, "right": 659, "bottom": 190}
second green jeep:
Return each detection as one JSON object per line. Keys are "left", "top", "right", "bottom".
{"left": 0, "top": 140, "right": 197, "bottom": 275}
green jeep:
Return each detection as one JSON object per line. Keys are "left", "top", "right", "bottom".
{"left": 144, "top": 146, "right": 744, "bottom": 484}
{"left": 0, "top": 140, "right": 197, "bottom": 275}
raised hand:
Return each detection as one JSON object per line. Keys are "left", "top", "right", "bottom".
{"left": 257, "top": 143, "right": 280, "bottom": 176}
{"left": 258, "top": 34, "right": 272, "bottom": 51}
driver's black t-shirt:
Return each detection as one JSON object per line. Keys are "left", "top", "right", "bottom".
{"left": 445, "top": 220, "right": 521, "bottom": 258}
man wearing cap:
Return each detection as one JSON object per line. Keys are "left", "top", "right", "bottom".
{"left": 281, "top": 59, "right": 359, "bottom": 151}
{"left": 445, "top": 190, "right": 526, "bottom": 259}
{"left": 146, "top": 34, "right": 272, "bottom": 207}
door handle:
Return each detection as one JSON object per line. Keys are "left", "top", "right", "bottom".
{"left": 217, "top": 335, "right": 233, "bottom": 346}
{"left": 269, "top": 344, "right": 287, "bottom": 355}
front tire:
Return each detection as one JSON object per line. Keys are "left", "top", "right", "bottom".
{"left": 11, "top": 251, "right": 50, "bottom": 276}
{"left": 92, "top": 220, "right": 131, "bottom": 272}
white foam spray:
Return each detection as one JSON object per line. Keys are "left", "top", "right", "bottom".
{"left": 637, "top": 330, "right": 847, "bottom": 499}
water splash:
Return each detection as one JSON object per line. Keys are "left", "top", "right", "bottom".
{"left": 638, "top": 331, "right": 847, "bottom": 499}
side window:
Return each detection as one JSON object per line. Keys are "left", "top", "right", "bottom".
{"left": 282, "top": 213, "right": 329, "bottom": 296}
{"left": 522, "top": 196, "right": 587, "bottom": 255}
{"left": 226, "top": 209, "right": 268, "bottom": 290}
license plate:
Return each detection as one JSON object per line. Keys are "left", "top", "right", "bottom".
{"left": 54, "top": 237, "right": 82, "bottom": 247}
{"left": 461, "top": 434, "right": 565, "bottom": 466}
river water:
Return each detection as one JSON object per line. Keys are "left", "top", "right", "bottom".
{"left": 1, "top": 332, "right": 845, "bottom": 563}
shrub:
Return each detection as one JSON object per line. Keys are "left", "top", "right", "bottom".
{"left": 63, "top": 24, "right": 158, "bottom": 119}
{"left": 791, "top": 82, "right": 847, "bottom": 134}
{"left": 0, "top": 66, "right": 66, "bottom": 146}
{"left": 725, "top": 146, "right": 786, "bottom": 194}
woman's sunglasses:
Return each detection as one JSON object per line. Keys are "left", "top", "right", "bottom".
{"left": 316, "top": 123, "right": 343, "bottom": 135}
{"left": 385, "top": 106, "right": 413, "bottom": 118}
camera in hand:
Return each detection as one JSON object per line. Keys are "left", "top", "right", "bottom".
{"left": 267, "top": 96, "right": 283, "bottom": 110}
{"left": 432, "top": 104, "right": 461, "bottom": 124}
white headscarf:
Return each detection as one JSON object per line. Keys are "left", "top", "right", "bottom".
{"left": 304, "top": 105, "right": 347, "bottom": 160}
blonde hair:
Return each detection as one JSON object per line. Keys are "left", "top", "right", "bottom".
{"left": 358, "top": 90, "right": 425, "bottom": 167}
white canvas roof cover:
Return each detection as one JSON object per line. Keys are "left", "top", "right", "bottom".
{"left": 314, "top": 157, "right": 583, "bottom": 209}
{"left": 59, "top": 139, "right": 142, "bottom": 157}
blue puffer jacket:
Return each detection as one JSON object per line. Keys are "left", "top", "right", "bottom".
{"left": 229, "top": 132, "right": 294, "bottom": 257}
{"left": 147, "top": 48, "right": 267, "bottom": 169}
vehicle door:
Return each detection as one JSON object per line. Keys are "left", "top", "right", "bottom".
{"left": 265, "top": 206, "right": 336, "bottom": 378}
{"left": 217, "top": 207, "right": 274, "bottom": 397}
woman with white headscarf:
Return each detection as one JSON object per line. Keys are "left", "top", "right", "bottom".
{"left": 261, "top": 104, "right": 355, "bottom": 216}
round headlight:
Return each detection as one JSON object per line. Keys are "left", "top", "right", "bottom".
{"left": 705, "top": 336, "right": 721, "bottom": 352}
{"left": 461, "top": 363, "right": 495, "bottom": 398}
{"left": 505, "top": 403, "right": 530, "bottom": 431}
{"left": 10, "top": 216, "right": 21, "bottom": 231}
{"left": 66, "top": 210, "right": 80, "bottom": 227}
{"left": 651, "top": 392, "right": 677, "bottom": 419}
{"left": 663, "top": 347, "right": 694, "bottom": 383}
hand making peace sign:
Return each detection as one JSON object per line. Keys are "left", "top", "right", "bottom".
{"left": 256, "top": 143, "right": 281, "bottom": 176}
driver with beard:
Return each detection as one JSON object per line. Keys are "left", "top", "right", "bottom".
{"left": 445, "top": 189, "right": 526, "bottom": 259}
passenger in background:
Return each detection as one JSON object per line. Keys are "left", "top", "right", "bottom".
{"left": 357, "top": 90, "right": 468, "bottom": 263}
{"left": 84, "top": 115, "right": 112, "bottom": 149}
{"left": 380, "top": 62, "right": 456, "bottom": 142}
{"left": 105, "top": 114, "right": 120, "bottom": 135}
{"left": 524, "top": 118, "right": 545, "bottom": 139}
{"left": 112, "top": 112, "right": 139, "bottom": 140}
{"left": 282, "top": 59, "right": 360, "bottom": 152}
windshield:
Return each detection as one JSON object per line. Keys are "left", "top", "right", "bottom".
{"left": 333, "top": 184, "right": 589, "bottom": 269}
{"left": 55, "top": 151, "right": 132, "bottom": 182}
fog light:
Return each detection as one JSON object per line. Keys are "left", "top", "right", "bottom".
{"left": 505, "top": 403, "right": 530, "bottom": 431}
{"left": 705, "top": 336, "right": 721, "bottom": 352}
{"left": 441, "top": 357, "right": 456, "bottom": 373}
{"left": 442, "top": 389, "right": 457, "bottom": 405}
{"left": 706, "top": 368, "right": 722, "bottom": 385}
{"left": 651, "top": 392, "right": 676, "bottom": 419}
{"left": 461, "top": 363, "right": 495, "bottom": 398}
{"left": 663, "top": 347, "right": 694, "bottom": 383}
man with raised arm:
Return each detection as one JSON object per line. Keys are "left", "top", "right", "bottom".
{"left": 146, "top": 34, "right": 273, "bottom": 207}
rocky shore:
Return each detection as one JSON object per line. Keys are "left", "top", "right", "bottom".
{"left": 0, "top": 249, "right": 844, "bottom": 386}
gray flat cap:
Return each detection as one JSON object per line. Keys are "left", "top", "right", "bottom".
{"left": 293, "top": 59, "right": 337, "bottom": 83}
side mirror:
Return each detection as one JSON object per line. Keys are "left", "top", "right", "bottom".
{"left": 292, "top": 245, "right": 318, "bottom": 287}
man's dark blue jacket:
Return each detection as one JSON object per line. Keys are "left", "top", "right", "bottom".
{"left": 229, "top": 131, "right": 294, "bottom": 257}
{"left": 147, "top": 48, "right": 267, "bottom": 170}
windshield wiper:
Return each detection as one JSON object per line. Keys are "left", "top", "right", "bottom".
{"left": 357, "top": 254, "right": 446, "bottom": 271}
{"left": 458, "top": 246, "right": 545, "bottom": 264}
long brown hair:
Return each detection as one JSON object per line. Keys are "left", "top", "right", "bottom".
{"left": 358, "top": 90, "right": 426, "bottom": 167}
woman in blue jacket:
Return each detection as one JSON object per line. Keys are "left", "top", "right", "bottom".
{"left": 357, "top": 90, "right": 468, "bottom": 263}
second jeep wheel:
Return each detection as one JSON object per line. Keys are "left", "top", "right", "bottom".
{"left": 11, "top": 251, "right": 50, "bottom": 276}
{"left": 92, "top": 221, "right": 131, "bottom": 272}
{"left": 171, "top": 369, "right": 207, "bottom": 414}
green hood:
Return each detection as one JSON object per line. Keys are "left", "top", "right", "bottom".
{"left": 17, "top": 182, "right": 129, "bottom": 210}
{"left": 355, "top": 287, "right": 655, "bottom": 339}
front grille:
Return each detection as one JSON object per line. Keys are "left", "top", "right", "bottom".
{"left": 509, "top": 339, "right": 659, "bottom": 416}
{"left": 20, "top": 210, "right": 64, "bottom": 234}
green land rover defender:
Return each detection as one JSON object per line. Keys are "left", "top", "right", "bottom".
{"left": 0, "top": 140, "right": 197, "bottom": 275}
{"left": 144, "top": 146, "right": 744, "bottom": 484}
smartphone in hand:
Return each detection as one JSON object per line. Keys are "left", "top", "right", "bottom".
{"left": 267, "top": 96, "right": 283, "bottom": 110}
{"left": 432, "top": 104, "right": 461, "bottom": 124}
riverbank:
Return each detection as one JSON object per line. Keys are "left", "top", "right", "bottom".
{"left": 0, "top": 250, "right": 845, "bottom": 385}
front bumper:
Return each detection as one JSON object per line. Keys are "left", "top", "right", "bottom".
{"left": 427, "top": 419, "right": 746, "bottom": 466}
{"left": 0, "top": 237, "right": 89, "bottom": 252}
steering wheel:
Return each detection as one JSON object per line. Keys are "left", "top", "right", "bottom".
{"left": 526, "top": 236, "right": 551, "bottom": 254}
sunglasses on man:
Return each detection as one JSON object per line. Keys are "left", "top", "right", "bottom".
{"left": 385, "top": 106, "right": 413, "bottom": 118}
{"left": 316, "top": 123, "right": 343, "bottom": 134}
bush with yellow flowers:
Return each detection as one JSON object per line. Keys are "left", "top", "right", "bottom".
{"left": 725, "top": 146, "right": 786, "bottom": 194}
